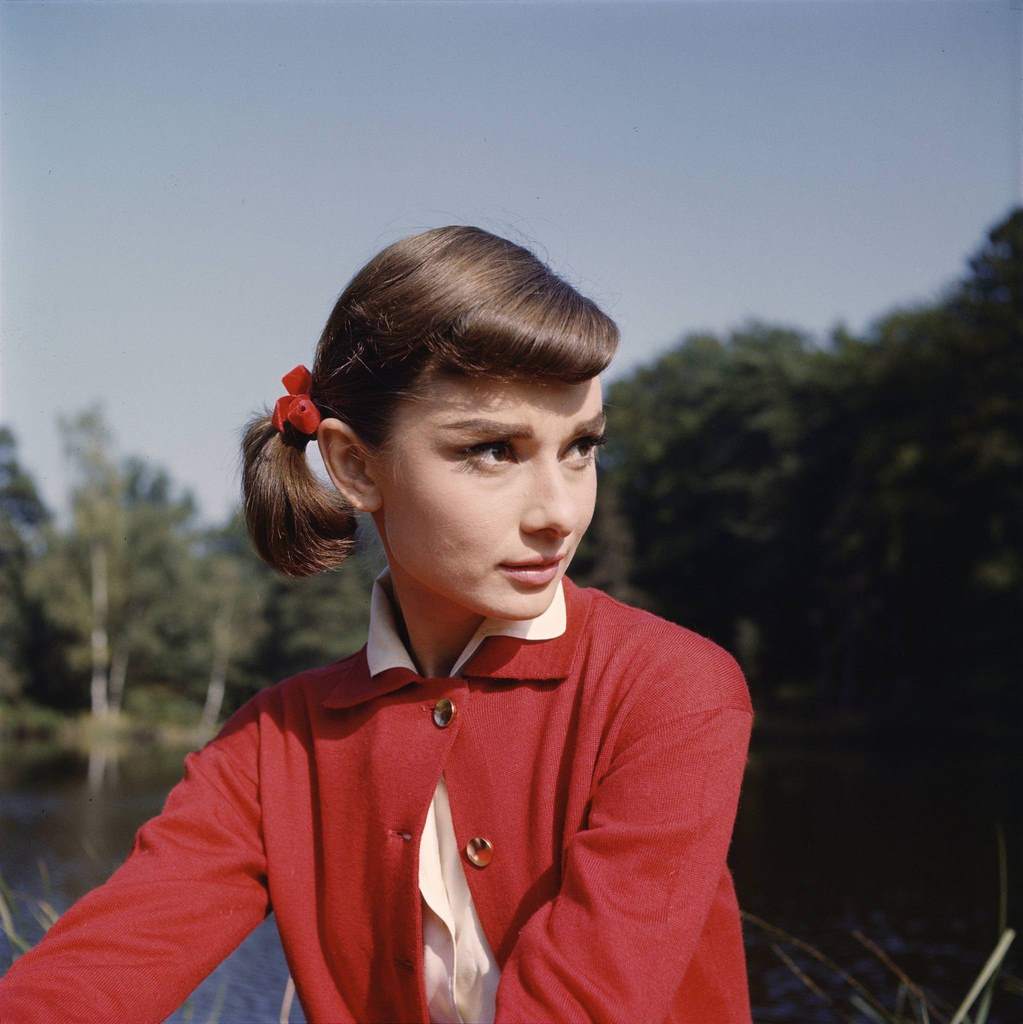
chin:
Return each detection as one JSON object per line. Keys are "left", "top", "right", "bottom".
{"left": 493, "top": 577, "right": 559, "bottom": 614}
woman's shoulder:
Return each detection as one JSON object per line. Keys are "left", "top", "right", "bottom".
{"left": 217, "top": 647, "right": 368, "bottom": 730}
{"left": 566, "top": 577, "right": 753, "bottom": 716}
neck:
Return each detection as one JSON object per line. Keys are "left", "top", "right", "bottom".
{"left": 380, "top": 570, "right": 486, "bottom": 678}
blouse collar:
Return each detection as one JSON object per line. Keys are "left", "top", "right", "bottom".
{"left": 366, "top": 565, "right": 567, "bottom": 679}
{"left": 321, "top": 567, "right": 588, "bottom": 710}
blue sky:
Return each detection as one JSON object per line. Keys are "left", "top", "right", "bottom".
{"left": 1, "top": 0, "right": 1017, "bottom": 526}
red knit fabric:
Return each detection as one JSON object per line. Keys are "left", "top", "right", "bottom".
{"left": 0, "top": 577, "right": 755, "bottom": 1023}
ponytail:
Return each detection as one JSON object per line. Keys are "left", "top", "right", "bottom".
{"left": 240, "top": 411, "right": 357, "bottom": 577}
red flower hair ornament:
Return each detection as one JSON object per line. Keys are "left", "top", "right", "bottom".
{"left": 272, "top": 365, "right": 322, "bottom": 436}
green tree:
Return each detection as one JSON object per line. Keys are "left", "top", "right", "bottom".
{"left": 0, "top": 427, "right": 51, "bottom": 701}
{"left": 817, "top": 210, "right": 1023, "bottom": 717}
{"left": 605, "top": 323, "right": 817, "bottom": 684}
{"left": 190, "top": 510, "right": 270, "bottom": 734}
{"left": 245, "top": 516, "right": 381, "bottom": 706}
{"left": 27, "top": 407, "right": 202, "bottom": 718}
{"left": 600, "top": 206, "right": 1023, "bottom": 722}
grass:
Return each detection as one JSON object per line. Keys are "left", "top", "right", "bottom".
{"left": 742, "top": 824, "right": 1019, "bottom": 1023}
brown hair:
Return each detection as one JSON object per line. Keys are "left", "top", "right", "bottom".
{"left": 240, "top": 225, "right": 619, "bottom": 576}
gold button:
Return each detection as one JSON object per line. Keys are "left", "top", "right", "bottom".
{"left": 432, "top": 698, "right": 456, "bottom": 728}
{"left": 465, "top": 836, "right": 493, "bottom": 867}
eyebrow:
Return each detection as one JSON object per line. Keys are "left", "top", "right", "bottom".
{"left": 439, "top": 410, "right": 608, "bottom": 439}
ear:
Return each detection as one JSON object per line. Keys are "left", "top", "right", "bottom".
{"left": 316, "top": 418, "right": 383, "bottom": 512}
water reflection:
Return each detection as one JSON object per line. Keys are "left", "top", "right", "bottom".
{"left": 737, "top": 741, "right": 1023, "bottom": 1020}
{"left": 1, "top": 738, "right": 1021, "bottom": 1022}
{"left": 0, "top": 741, "right": 303, "bottom": 1023}
{"left": 87, "top": 743, "right": 118, "bottom": 795}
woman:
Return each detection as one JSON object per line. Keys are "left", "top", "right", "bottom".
{"left": 0, "top": 225, "right": 755, "bottom": 1022}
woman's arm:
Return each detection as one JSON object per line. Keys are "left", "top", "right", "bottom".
{"left": 493, "top": 648, "right": 754, "bottom": 1024}
{"left": 0, "top": 699, "right": 270, "bottom": 1024}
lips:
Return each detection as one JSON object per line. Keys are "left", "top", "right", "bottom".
{"left": 500, "top": 554, "right": 564, "bottom": 569}
{"left": 498, "top": 553, "right": 565, "bottom": 587}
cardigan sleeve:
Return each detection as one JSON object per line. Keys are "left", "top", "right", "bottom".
{"left": 0, "top": 698, "right": 270, "bottom": 1024}
{"left": 493, "top": 642, "right": 754, "bottom": 1024}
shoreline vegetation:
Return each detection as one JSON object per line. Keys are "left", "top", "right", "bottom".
{"left": 0, "top": 700, "right": 215, "bottom": 751}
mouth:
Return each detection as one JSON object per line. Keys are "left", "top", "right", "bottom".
{"left": 498, "top": 553, "right": 565, "bottom": 586}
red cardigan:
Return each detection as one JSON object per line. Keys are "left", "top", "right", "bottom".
{"left": 0, "top": 577, "right": 755, "bottom": 1023}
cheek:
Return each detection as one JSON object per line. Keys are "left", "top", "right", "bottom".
{"left": 381, "top": 456, "right": 598, "bottom": 561}
{"left": 383, "top": 468, "right": 504, "bottom": 558}
{"left": 579, "top": 480, "right": 598, "bottom": 532}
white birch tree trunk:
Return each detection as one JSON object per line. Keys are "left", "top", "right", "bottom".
{"left": 108, "top": 640, "right": 130, "bottom": 715}
{"left": 199, "top": 595, "right": 234, "bottom": 737}
{"left": 89, "top": 542, "right": 110, "bottom": 719}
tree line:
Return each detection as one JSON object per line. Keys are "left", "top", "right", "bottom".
{"left": 0, "top": 412, "right": 383, "bottom": 734}
{"left": 2, "top": 208, "right": 1020, "bottom": 734}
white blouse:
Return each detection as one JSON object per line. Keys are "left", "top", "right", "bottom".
{"left": 364, "top": 566, "right": 567, "bottom": 1024}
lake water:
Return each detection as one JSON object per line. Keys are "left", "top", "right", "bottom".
{"left": 1, "top": 734, "right": 1021, "bottom": 1022}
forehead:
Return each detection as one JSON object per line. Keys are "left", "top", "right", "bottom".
{"left": 405, "top": 374, "right": 604, "bottom": 427}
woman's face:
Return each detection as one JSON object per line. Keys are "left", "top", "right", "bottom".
{"left": 360, "top": 373, "right": 605, "bottom": 624}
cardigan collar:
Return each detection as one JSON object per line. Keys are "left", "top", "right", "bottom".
{"left": 322, "top": 568, "right": 588, "bottom": 710}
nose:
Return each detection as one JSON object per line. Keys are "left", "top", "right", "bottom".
{"left": 519, "top": 456, "right": 578, "bottom": 538}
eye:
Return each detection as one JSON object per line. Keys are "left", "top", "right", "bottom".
{"left": 457, "top": 431, "right": 608, "bottom": 472}
{"left": 460, "top": 440, "right": 515, "bottom": 468}
{"left": 571, "top": 432, "right": 608, "bottom": 462}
